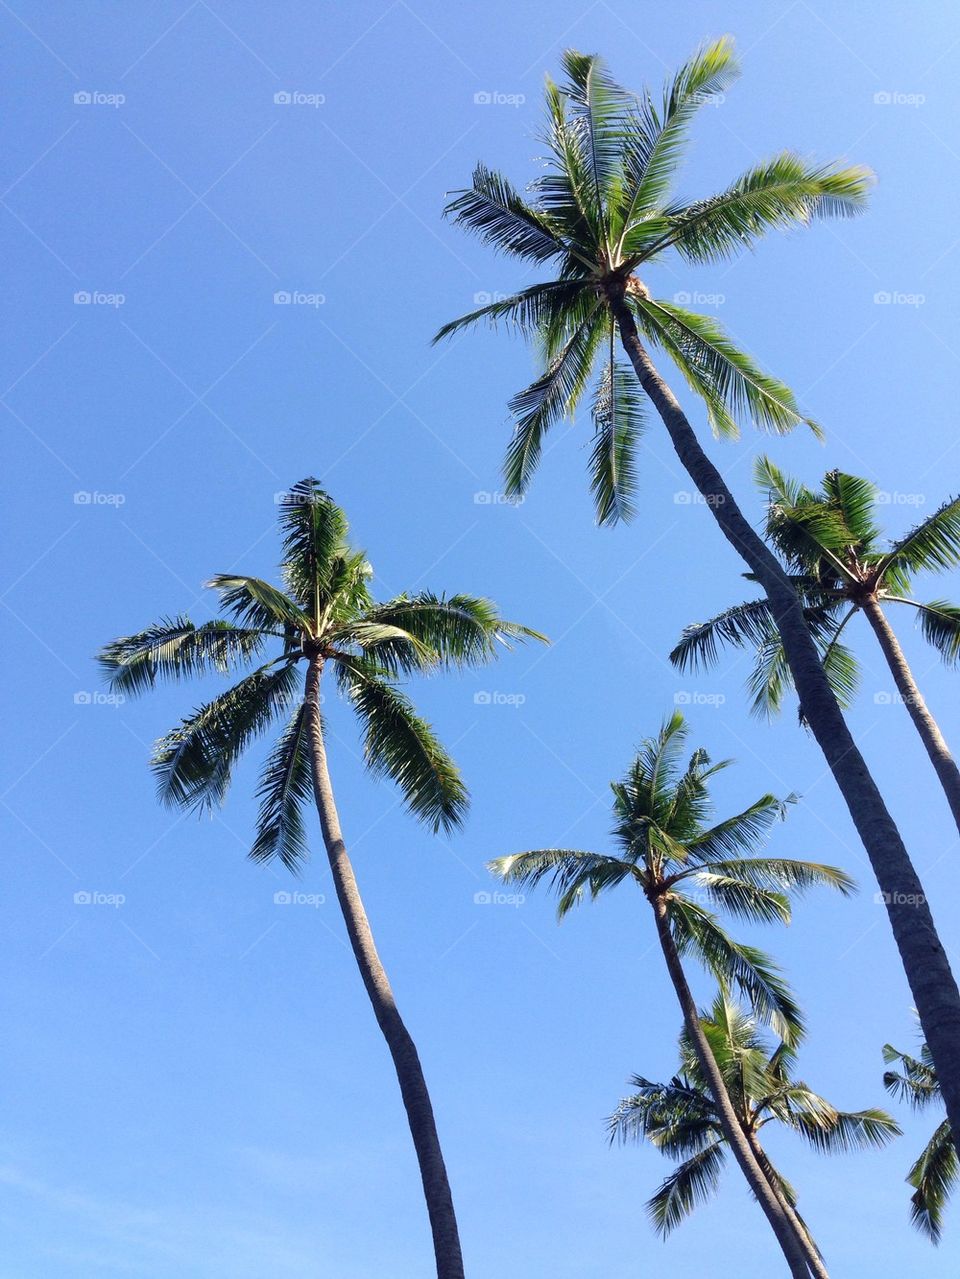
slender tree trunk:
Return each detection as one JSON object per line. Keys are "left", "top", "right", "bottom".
{"left": 861, "top": 595, "right": 960, "bottom": 836}
{"left": 744, "top": 1130, "right": 829, "bottom": 1279}
{"left": 304, "top": 658, "right": 466, "bottom": 1279}
{"left": 650, "top": 897, "right": 815, "bottom": 1277}
{"left": 609, "top": 291, "right": 960, "bottom": 1154}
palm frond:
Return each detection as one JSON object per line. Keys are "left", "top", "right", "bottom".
{"left": 442, "top": 163, "right": 570, "bottom": 264}
{"left": 277, "top": 478, "right": 350, "bottom": 614}
{"left": 336, "top": 658, "right": 467, "bottom": 832}
{"left": 250, "top": 699, "right": 312, "bottom": 872}
{"left": 151, "top": 660, "right": 300, "bottom": 812}
{"left": 432, "top": 280, "right": 589, "bottom": 344}
{"left": 908, "top": 1118, "right": 958, "bottom": 1243}
{"left": 647, "top": 1140, "right": 727, "bottom": 1236}
{"left": 490, "top": 848, "right": 641, "bottom": 917}
{"left": 98, "top": 617, "right": 269, "bottom": 696}
{"left": 363, "top": 593, "right": 547, "bottom": 667}
{"left": 914, "top": 600, "right": 960, "bottom": 666}
{"left": 206, "top": 574, "right": 309, "bottom": 634}
{"left": 634, "top": 297, "right": 816, "bottom": 437}
{"left": 881, "top": 496, "right": 960, "bottom": 577}
{"left": 588, "top": 336, "right": 644, "bottom": 525}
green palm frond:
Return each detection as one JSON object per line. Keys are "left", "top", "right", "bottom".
{"left": 613, "top": 36, "right": 740, "bottom": 250}
{"left": 432, "top": 280, "right": 590, "bottom": 343}
{"left": 206, "top": 575, "right": 310, "bottom": 634}
{"left": 681, "top": 871, "right": 791, "bottom": 925}
{"left": 779, "top": 1094, "right": 901, "bottom": 1152}
{"left": 442, "top": 163, "right": 570, "bottom": 264}
{"left": 277, "top": 478, "right": 350, "bottom": 613}
{"left": 633, "top": 297, "right": 815, "bottom": 437}
{"left": 336, "top": 658, "right": 467, "bottom": 832}
{"left": 152, "top": 659, "right": 300, "bottom": 812}
{"left": 664, "top": 152, "right": 872, "bottom": 265}
{"left": 98, "top": 617, "right": 269, "bottom": 696}
{"left": 363, "top": 593, "right": 547, "bottom": 666}
{"left": 608, "top": 1075, "right": 719, "bottom": 1153}
{"left": 670, "top": 598, "right": 780, "bottom": 672}
{"left": 670, "top": 897, "right": 803, "bottom": 1044}
{"left": 882, "top": 496, "right": 960, "bottom": 576}
{"left": 490, "top": 848, "right": 640, "bottom": 917}
{"left": 250, "top": 699, "right": 312, "bottom": 872}
{"left": 908, "top": 1118, "right": 958, "bottom": 1243}
{"left": 589, "top": 338, "right": 644, "bottom": 525}
{"left": 504, "top": 305, "right": 605, "bottom": 495}
{"left": 883, "top": 1043, "right": 940, "bottom": 1108}
{"left": 648, "top": 1140, "right": 727, "bottom": 1236}
{"left": 688, "top": 857, "right": 855, "bottom": 898}
{"left": 682, "top": 794, "right": 789, "bottom": 863}
{"left": 914, "top": 600, "right": 960, "bottom": 665}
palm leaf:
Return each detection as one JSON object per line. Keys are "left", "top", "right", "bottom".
{"left": 250, "top": 699, "right": 313, "bottom": 872}
{"left": 98, "top": 617, "right": 269, "bottom": 696}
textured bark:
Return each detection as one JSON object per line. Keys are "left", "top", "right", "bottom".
{"left": 861, "top": 595, "right": 960, "bottom": 837}
{"left": 304, "top": 659, "right": 465, "bottom": 1279}
{"left": 610, "top": 292, "right": 960, "bottom": 1155}
{"left": 651, "top": 897, "right": 815, "bottom": 1277}
{"left": 745, "top": 1130, "right": 829, "bottom": 1279}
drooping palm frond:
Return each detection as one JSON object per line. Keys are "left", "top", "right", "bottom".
{"left": 336, "top": 658, "right": 468, "bottom": 832}
{"left": 908, "top": 1118, "right": 958, "bottom": 1243}
{"left": 669, "top": 897, "right": 803, "bottom": 1045}
{"left": 883, "top": 1043, "right": 940, "bottom": 1109}
{"left": 881, "top": 496, "right": 960, "bottom": 577}
{"left": 432, "top": 279, "right": 590, "bottom": 343}
{"left": 249, "top": 699, "right": 313, "bottom": 872}
{"left": 588, "top": 341, "right": 644, "bottom": 525}
{"left": 914, "top": 600, "right": 960, "bottom": 665}
{"left": 98, "top": 617, "right": 270, "bottom": 695}
{"left": 206, "top": 574, "right": 310, "bottom": 634}
{"left": 648, "top": 1139, "right": 727, "bottom": 1235}
{"left": 491, "top": 848, "right": 640, "bottom": 917}
{"left": 632, "top": 297, "right": 815, "bottom": 437}
{"left": 152, "top": 659, "right": 300, "bottom": 812}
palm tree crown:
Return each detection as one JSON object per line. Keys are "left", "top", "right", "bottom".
{"left": 884, "top": 1038, "right": 957, "bottom": 1242}
{"left": 492, "top": 711, "right": 854, "bottom": 1043}
{"left": 437, "top": 39, "right": 871, "bottom": 523}
{"left": 99, "top": 478, "right": 544, "bottom": 867}
{"left": 611, "top": 992, "right": 898, "bottom": 1237}
{"left": 672, "top": 459, "right": 960, "bottom": 715}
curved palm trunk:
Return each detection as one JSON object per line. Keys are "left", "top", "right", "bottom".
{"left": 860, "top": 595, "right": 960, "bottom": 836}
{"left": 610, "top": 292, "right": 960, "bottom": 1156}
{"left": 650, "top": 897, "right": 814, "bottom": 1276}
{"left": 304, "top": 659, "right": 465, "bottom": 1279}
{"left": 744, "top": 1130, "right": 829, "bottom": 1279}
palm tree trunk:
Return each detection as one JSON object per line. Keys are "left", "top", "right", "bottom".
{"left": 650, "top": 897, "right": 815, "bottom": 1276}
{"left": 860, "top": 595, "right": 960, "bottom": 836}
{"left": 610, "top": 290, "right": 960, "bottom": 1155}
{"left": 744, "top": 1130, "right": 829, "bottom": 1279}
{"left": 304, "top": 658, "right": 466, "bottom": 1279}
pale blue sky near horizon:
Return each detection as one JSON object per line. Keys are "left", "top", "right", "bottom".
{"left": 2, "top": 2, "right": 960, "bottom": 1275}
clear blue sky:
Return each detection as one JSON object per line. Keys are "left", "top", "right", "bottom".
{"left": 3, "top": 2, "right": 959, "bottom": 1275}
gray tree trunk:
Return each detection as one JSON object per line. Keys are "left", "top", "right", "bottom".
{"left": 861, "top": 595, "right": 960, "bottom": 836}
{"left": 651, "top": 897, "right": 816, "bottom": 1277}
{"left": 610, "top": 290, "right": 960, "bottom": 1156}
{"left": 304, "top": 658, "right": 465, "bottom": 1279}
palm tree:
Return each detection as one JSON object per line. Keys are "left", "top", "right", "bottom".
{"left": 437, "top": 38, "right": 960, "bottom": 1147}
{"left": 491, "top": 711, "right": 853, "bottom": 1276}
{"left": 611, "top": 992, "right": 899, "bottom": 1271}
{"left": 672, "top": 461, "right": 960, "bottom": 834}
{"left": 884, "top": 1038, "right": 957, "bottom": 1242}
{"left": 98, "top": 478, "right": 545, "bottom": 1279}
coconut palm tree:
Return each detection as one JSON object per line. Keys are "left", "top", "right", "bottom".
{"left": 611, "top": 992, "right": 899, "bottom": 1273}
{"left": 884, "top": 1038, "right": 957, "bottom": 1242}
{"left": 98, "top": 478, "right": 545, "bottom": 1279}
{"left": 672, "top": 461, "right": 960, "bottom": 835}
{"left": 437, "top": 38, "right": 960, "bottom": 1147}
{"left": 492, "top": 711, "right": 853, "bottom": 1276}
